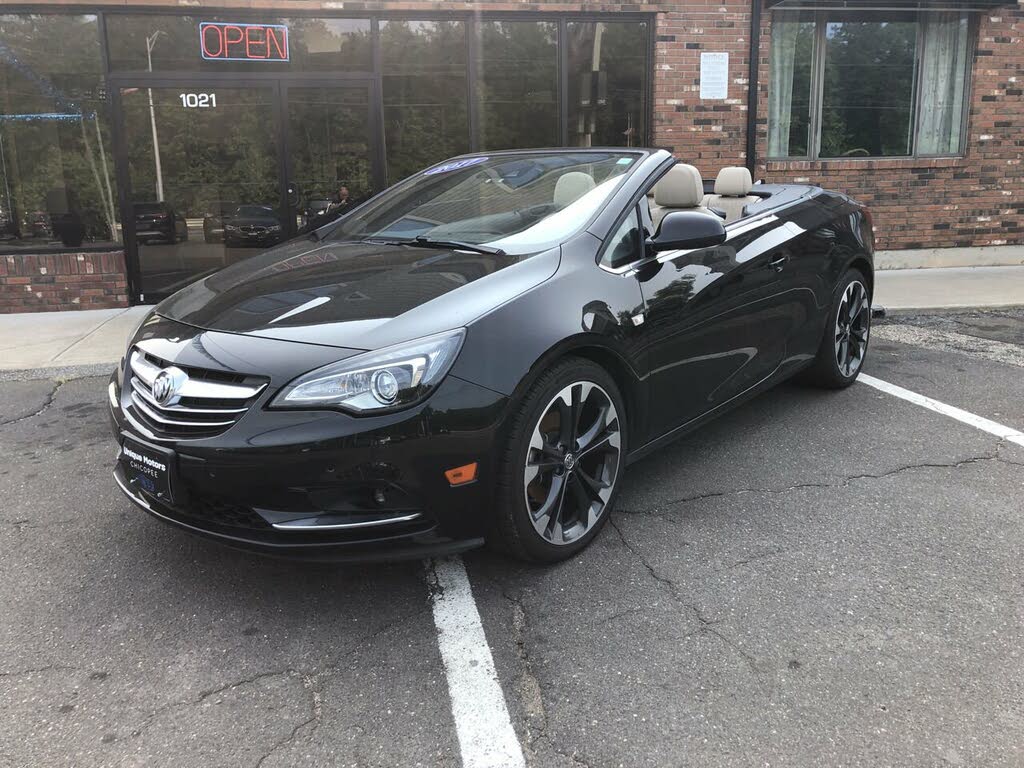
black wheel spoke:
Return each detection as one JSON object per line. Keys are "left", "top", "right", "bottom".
{"left": 834, "top": 280, "right": 869, "bottom": 378}
{"left": 575, "top": 469, "right": 608, "bottom": 505}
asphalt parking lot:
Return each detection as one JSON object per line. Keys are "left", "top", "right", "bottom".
{"left": 2, "top": 308, "right": 1022, "bottom": 768}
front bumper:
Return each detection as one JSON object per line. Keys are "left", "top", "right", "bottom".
{"left": 108, "top": 320, "right": 508, "bottom": 561}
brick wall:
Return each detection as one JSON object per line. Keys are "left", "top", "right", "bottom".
{"left": 652, "top": 0, "right": 751, "bottom": 170}
{"left": 0, "top": 251, "right": 129, "bottom": 314}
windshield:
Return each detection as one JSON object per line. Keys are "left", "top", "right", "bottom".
{"left": 328, "top": 151, "right": 641, "bottom": 255}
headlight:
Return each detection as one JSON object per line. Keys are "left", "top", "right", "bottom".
{"left": 271, "top": 328, "right": 466, "bottom": 413}
{"left": 225, "top": 224, "right": 239, "bottom": 231}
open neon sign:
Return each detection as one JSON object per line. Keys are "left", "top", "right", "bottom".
{"left": 200, "top": 22, "right": 289, "bottom": 62}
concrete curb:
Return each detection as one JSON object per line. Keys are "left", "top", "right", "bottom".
{"left": 876, "top": 245, "right": 1024, "bottom": 270}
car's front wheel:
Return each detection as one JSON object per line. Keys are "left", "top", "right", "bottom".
{"left": 493, "top": 358, "right": 626, "bottom": 562}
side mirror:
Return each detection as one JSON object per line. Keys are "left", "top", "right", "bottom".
{"left": 647, "top": 210, "right": 727, "bottom": 253}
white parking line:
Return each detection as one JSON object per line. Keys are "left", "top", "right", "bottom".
{"left": 427, "top": 556, "right": 526, "bottom": 768}
{"left": 859, "top": 373, "right": 1024, "bottom": 448}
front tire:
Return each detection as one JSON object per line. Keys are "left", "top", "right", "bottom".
{"left": 803, "top": 268, "right": 871, "bottom": 388}
{"left": 492, "top": 357, "right": 627, "bottom": 563}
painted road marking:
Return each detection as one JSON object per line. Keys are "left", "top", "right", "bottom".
{"left": 859, "top": 373, "right": 1024, "bottom": 448}
{"left": 427, "top": 556, "right": 526, "bottom": 768}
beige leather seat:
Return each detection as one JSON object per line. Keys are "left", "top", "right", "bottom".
{"left": 553, "top": 171, "right": 596, "bottom": 207}
{"left": 649, "top": 164, "right": 712, "bottom": 228}
{"left": 703, "top": 167, "right": 759, "bottom": 223}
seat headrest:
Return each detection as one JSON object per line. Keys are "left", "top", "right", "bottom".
{"left": 714, "top": 167, "right": 753, "bottom": 197}
{"left": 653, "top": 164, "right": 704, "bottom": 208}
{"left": 553, "top": 172, "right": 596, "bottom": 207}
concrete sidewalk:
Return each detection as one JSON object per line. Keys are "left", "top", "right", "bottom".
{"left": 0, "top": 266, "right": 1022, "bottom": 372}
{"left": 1, "top": 305, "right": 151, "bottom": 372}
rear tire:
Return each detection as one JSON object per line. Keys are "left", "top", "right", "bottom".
{"left": 803, "top": 268, "right": 871, "bottom": 388}
{"left": 492, "top": 357, "right": 627, "bottom": 563}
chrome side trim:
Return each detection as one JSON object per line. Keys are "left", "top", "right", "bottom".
{"left": 271, "top": 512, "right": 422, "bottom": 531}
{"left": 130, "top": 392, "right": 237, "bottom": 428}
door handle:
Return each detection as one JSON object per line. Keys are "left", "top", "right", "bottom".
{"left": 768, "top": 254, "right": 788, "bottom": 272}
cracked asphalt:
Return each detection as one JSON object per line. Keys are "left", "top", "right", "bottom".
{"left": 2, "top": 308, "right": 1022, "bottom": 767}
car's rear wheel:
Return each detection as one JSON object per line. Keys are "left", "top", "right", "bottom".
{"left": 493, "top": 358, "right": 626, "bottom": 562}
{"left": 803, "top": 268, "right": 871, "bottom": 388}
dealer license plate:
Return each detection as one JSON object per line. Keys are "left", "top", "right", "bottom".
{"left": 120, "top": 437, "right": 173, "bottom": 503}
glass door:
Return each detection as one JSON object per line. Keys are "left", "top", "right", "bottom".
{"left": 114, "top": 78, "right": 378, "bottom": 302}
{"left": 283, "top": 83, "right": 375, "bottom": 237}
{"left": 117, "top": 82, "right": 283, "bottom": 301}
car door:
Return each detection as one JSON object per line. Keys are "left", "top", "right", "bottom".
{"left": 635, "top": 209, "right": 805, "bottom": 435}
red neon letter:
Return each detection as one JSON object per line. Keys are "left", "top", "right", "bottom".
{"left": 223, "top": 25, "right": 244, "bottom": 58}
{"left": 245, "top": 26, "right": 267, "bottom": 59}
{"left": 201, "top": 25, "right": 224, "bottom": 58}
{"left": 267, "top": 27, "right": 288, "bottom": 61}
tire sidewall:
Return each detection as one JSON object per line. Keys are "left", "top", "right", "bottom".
{"left": 500, "top": 359, "right": 628, "bottom": 562}
{"left": 828, "top": 269, "right": 872, "bottom": 384}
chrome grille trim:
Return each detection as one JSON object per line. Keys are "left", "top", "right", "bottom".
{"left": 130, "top": 392, "right": 238, "bottom": 428}
{"left": 131, "top": 379, "right": 248, "bottom": 414}
{"left": 125, "top": 348, "right": 268, "bottom": 440}
{"left": 129, "top": 352, "right": 264, "bottom": 400}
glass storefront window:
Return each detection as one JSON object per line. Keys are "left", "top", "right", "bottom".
{"left": 476, "top": 21, "right": 559, "bottom": 150}
{"left": 567, "top": 22, "right": 648, "bottom": 148}
{"left": 820, "top": 17, "right": 917, "bottom": 158}
{"left": 768, "top": 11, "right": 968, "bottom": 159}
{"left": 381, "top": 20, "right": 470, "bottom": 184}
{"left": 0, "top": 14, "right": 118, "bottom": 249}
{"left": 767, "top": 14, "right": 815, "bottom": 158}
{"left": 106, "top": 15, "right": 372, "bottom": 73}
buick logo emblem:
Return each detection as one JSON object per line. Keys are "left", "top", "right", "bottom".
{"left": 151, "top": 367, "right": 187, "bottom": 406}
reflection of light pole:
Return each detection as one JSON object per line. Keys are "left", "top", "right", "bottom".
{"left": 145, "top": 31, "right": 165, "bottom": 202}
{"left": 0, "top": 131, "right": 13, "bottom": 227}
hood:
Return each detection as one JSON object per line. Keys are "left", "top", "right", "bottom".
{"left": 228, "top": 215, "right": 281, "bottom": 227}
{"left": 157, "top": 238, "right": 560, "bottom": 350}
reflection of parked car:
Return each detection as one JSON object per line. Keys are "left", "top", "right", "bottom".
{"left": 224, "top": 205, "right": 284, "bottom": 247}
{"left": 134, "top": 202, "right": 188, "bottom": 245}
{"left": 301, "top": 198, "right": 333, "bottom": 231}
{"left": 203, "top": 200, "right": 238, "bottom": 243}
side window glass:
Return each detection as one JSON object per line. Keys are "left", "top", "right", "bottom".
{"left": 602, "top": 206, "right": 642, "bottom": 269}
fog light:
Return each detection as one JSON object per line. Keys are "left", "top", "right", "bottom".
{"left": 373, "top": 487, "right": 387, "bottom": 505}
{"left": 371, "top": 369, "right": 399, "bottom": 404}
{"left": 445, "top": 462, "right": 478, "bottom": 486}
{"left": 108, "top": 381, "right": 118, "bottom": 409}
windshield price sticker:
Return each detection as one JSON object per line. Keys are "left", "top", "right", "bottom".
{"left": 424, "top": 157, "right": 489, "bottom": 176}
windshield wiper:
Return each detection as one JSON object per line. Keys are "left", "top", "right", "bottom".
{"left": 410, "top": 236, "right": 506, "bottom": 256}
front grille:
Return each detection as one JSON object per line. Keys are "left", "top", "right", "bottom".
{"left": 125, "top": 348, "right": 267, "bottom": 440}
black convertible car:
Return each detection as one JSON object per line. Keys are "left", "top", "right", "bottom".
{"left": 110, "top": 149, "right": 873, "bottom": 562}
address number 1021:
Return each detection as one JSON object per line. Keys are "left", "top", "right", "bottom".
{"left": 179, "top": 93, "right": 217, "bottom": 108}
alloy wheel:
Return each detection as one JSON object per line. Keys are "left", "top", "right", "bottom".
{"left": 835, "top": 280, "right": 870, "bottom": 377}
{"left": 524, "top": 382, "right": 622, "bottom": 545}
